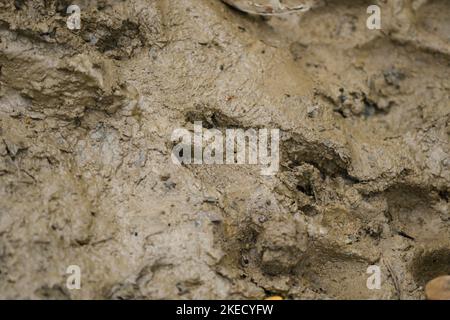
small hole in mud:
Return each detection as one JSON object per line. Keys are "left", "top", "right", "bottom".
{"left": 296, "top": 183, "right": 313, "bottom": 196}
{"left": 411, "top": 248, "right": 450, "bottom": 286}
{"left": 438, "top": 190, "right": 449, "bottom": 202}
{"left": 159, "top": 174, "right": 170, "bottom": 182}
{"left": 14, "top": 0, "right": 24, "bottom": 10}
{"left": 301, "top": 204, "right": 318, "bottom": 216}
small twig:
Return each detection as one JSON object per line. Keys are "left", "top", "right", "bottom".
{"left": 382, "top": 257, "right": 402, "bottom": 300}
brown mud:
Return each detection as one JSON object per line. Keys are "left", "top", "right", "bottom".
{"left": 0, "top": 0, "right": 449, "bottom": 299}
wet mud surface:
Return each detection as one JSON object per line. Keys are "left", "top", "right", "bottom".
{"left": 0, "top": 0, "right": 449, "bottom": 299}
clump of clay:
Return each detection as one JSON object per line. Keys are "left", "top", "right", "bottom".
{"left": 221, "top": 0, "right": 312, "bottom": 15}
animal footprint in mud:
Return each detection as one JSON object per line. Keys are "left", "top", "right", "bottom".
{"left": 221, "top": 0, "right": 311, "bottom": 16}
{"left": 425, "top": 276, "right": 450, "bottom": 300}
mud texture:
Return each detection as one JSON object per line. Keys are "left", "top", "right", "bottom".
{"left": 0, "top": 0, "right": 449, "bottom": 299}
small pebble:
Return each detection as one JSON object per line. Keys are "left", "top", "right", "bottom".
{"left": 203, "top": 196, "right": 219, "bottom": 204}
{"left": 425, "top": 276, "right": 450, "bottom": 300}
{"left": 265, "top": 296, "right": 283, "bottom": 300}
